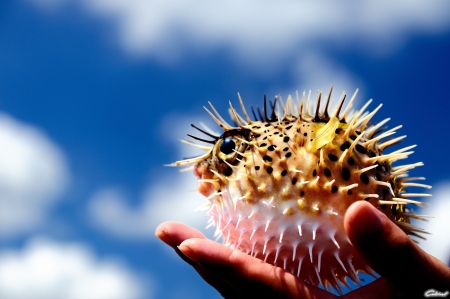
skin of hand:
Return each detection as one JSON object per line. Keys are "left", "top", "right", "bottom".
{"left": 155, "top": 201, "right": 450, "bottom": 299}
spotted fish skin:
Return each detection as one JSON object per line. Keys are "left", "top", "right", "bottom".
{"left": 171, "top": 88, "right": 431, "bottom": 293}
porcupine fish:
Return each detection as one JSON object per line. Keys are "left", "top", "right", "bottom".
{"left": 169, "top": 87, "right": 431, "bottom": 293}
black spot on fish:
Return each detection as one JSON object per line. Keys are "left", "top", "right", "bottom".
{"left": 356, "top": 144, "right": 367, "bottom": 154}
{"left": 376, "top": 172, "right": 382, "bottom": 181}
{"left": 342, "top": 168, "right": 351, "bottom": 181}
{"left": 340, "top": 141, "right": 350, "bottom": 151}
{"left": 224, "top": 167, "right": 233, "bottom": 176}
{"left": 328, "top": 154, "right": 338, "bottom": 162}
{"left": 263, "top": 155, "right": 272, "bottom": 162}
{"left": 360, "top": 173, "right": 369, "bottom": 184}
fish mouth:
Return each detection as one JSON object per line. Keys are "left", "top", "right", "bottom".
{"left": 194, "top": 163, "right": 216, "bottom": 197}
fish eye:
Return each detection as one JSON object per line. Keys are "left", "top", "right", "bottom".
{"left": 215, "top": 131, "right": 249, "bottom": 163}
{"left": 219, "top": 137, "right": 236, "bottom": 155}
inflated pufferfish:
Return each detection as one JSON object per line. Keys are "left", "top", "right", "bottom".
{"left": 169, "top": 87, "right": 432, "bottom": 294}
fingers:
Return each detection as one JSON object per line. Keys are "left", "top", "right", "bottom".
{"left": 155, "top": 221, "right": 243, "bottom": 297}
{"left": 344, "top": 201, "right": 450, "bottom": 295}
{"left": 155, "top": 221, "right": 206, "bottom": 247}
{"left": 155, "top": 221, "right": 210, "bottom": 268}
{"left": 179, "top": 238, "right": 337, "bottom": 299}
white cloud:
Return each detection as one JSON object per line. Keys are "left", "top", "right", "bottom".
{"left": 87, "top": 174, "right": 212, "bottom": 241}
{"left": 417, "top": 182, "right": 450, "bottom": 264}
{"left": 0, "top": 114, "right": 69, "bottom": 238}
{"left": 23, "top": 0, "right": 449, "bottom": 107}
{"left": 26, "top": 0, "right": 450, "bottom": 64}
{"left": 0, "top": 238, "right": 149, "bottom": 299}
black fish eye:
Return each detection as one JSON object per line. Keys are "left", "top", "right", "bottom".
{"left": 215, "top": 129, "right": 250, "bottom": 163}
{"left": 219, "top": 137, "right": 236, "bottom": 155}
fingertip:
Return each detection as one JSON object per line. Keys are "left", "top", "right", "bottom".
{"left": 155, "top": 221, "right": 207, "bottom": 248}
{"left": 155, "top": 222, "right": 177, "bottom": 247}
{"left": 155, "top": 221, "right": 180, "bottom": 236}
{"left": 179, "top": 238, "right": 226, "bottom": 264}
{"left": 344, "top": 201, "right": 384, "bottom": 239}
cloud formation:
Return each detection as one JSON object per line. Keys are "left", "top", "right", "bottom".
{"left": 24, "top": 0, "right": 450, "bottom": 108}
{"left": 0, "top": 114, "right": 69, "bottom": 238}
{"left": 88, "top": 174, "right": 212, "bottom": 241}
{"left": 46, "top": 0, "right": 450, "bottom": 63}
{"left": 0, "top": 238, "right": 149, "bottom": 299}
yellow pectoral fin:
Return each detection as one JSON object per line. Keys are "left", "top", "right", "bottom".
{"left": 309, "top": 116, "right": 340, "bottom": 152}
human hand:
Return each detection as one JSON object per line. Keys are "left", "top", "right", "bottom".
{"left": 155, "top": 201, "right": 450, "bottom": 298}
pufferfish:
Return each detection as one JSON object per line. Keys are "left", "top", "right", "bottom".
{"left": 169, "top": 87, "right": 432, "bottom": 294}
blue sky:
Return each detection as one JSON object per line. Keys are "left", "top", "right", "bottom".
{"left": 1, "top": 1, "right": 450, "bottom": 298}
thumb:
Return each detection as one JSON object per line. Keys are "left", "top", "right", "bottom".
{"left": 344, "top": 201, "right": 450, "bottom": 296}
